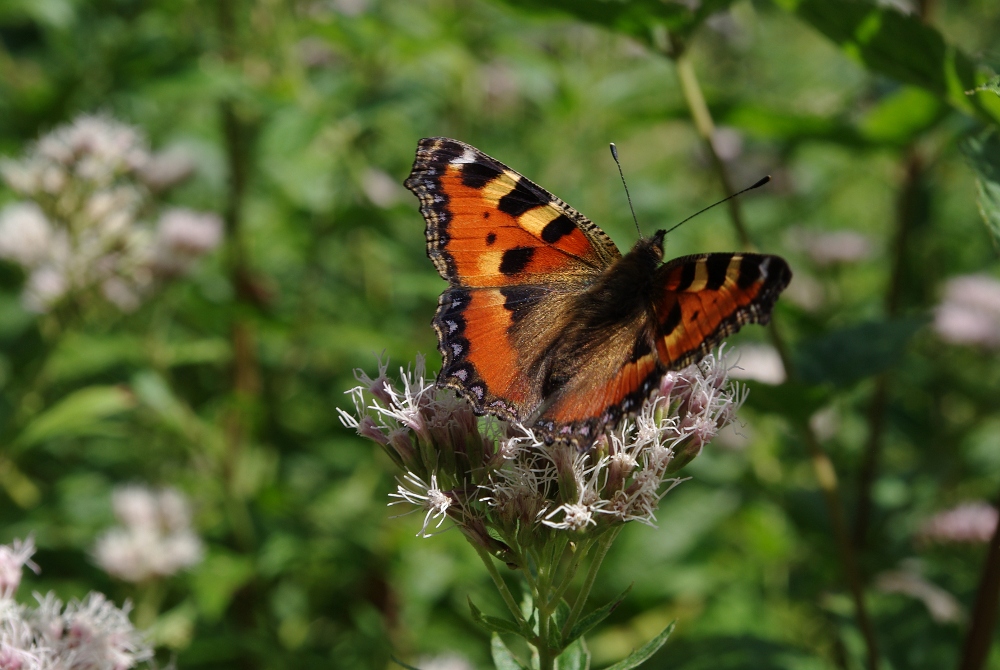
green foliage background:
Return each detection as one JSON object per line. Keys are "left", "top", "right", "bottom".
{"left": 1, "top": 0, "right": 1000, "bottom": 668}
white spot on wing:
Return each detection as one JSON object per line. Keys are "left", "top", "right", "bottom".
{"left": 451, "top": 343, "right": 463, "bottom": 356}
{"left": 451, "top": 147, "right": 477, "bottom": 164}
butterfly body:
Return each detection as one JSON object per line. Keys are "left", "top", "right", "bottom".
{"left": 405, "top": 138, "right": 791, "bottom": 447}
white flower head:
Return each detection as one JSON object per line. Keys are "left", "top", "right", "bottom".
{"left": 389, "top": 473, "right": 454, "bottom": 537}
{"left": 933, "top": 274, "right": 1000, "bottom": 349}
{"left": 0, "top": 537, "right": 40, "bottom": 600}
{"left": 0, "top": 113, "right": 218, "bottom": 314}
{"left": 0, "top": 203, "right": 53, "bottom": 268}
{"left": 94, "top": 485, "right": 203, "bottom": 583}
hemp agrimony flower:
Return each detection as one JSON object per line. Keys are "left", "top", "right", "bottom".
{"left": 340, "top": 347, "right": 746, "bottom": 668}
{"left": 0, "top": 114, "right": 221, "bottom": 314}
{"left": 0, "top": 537, "right": 153, "bottom": 669}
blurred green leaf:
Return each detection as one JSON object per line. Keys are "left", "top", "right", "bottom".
{"left": 962, "top": 129, "right": 1000, "bottom": 246}
{"left": 556, "top": 637, "right": 590, "bottom": 670}
{"left": 741, "top": 380, "right": 832, "bottom": 424}
{"left": 495, "top": 0, "right": 736, "bottom": 48}
{"left": 565, "top": 584, "right": 632, "bottom": 647}
{"left": 491, "top": 633, "right": 530, "bottom": 670}
{"left": 16, "top": 385, "right": 135, "bottom": 449}
{"left": 191, "top": 551, "right": 255, "bottom": 622}
{"left": 774, "top": 0, "right": 1000, "bottom": 125}
{"left": 794, "top": 318, "right": 926, "bottom": 388}
{"left": 859, "top": 86, "right": 944, "bottom": 144}
{"left": 44, "top": 333, "right": 144, "bottom": 383}
{"left": 602, "top": 621, "right": 675, "bottom": 670}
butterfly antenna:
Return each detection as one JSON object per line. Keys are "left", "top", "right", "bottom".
{"left": 663, "top": 175, "right": 771, "bottom": 236}
{"left": 609, "top": 143, "right": 642, "bottom": 238}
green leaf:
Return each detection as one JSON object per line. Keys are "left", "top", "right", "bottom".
{"left": 190, "top": 551, "right": 256, "bottom": 622}
{"left": 794, "top": 318, "right": 926, "bottom": 388}
{"left": 858, "top": 86, "right": 944, "bottom": 144}
{"left": 602, "top": 621, "right": 676, "bottom": 670}
{"left": 565, "top": 584, "right": 632, "bottom": 646}
{"left": 740, "top": 380, "right": 832, "bottom": 424}
{"left": 16, "top": 385, "right": 135, "bottom": 449}
{"left": 469, "top": 597, "right": 526, "bottom": 637}
{"left": 492, "top": 633, "right": 530, "bottom": 670}
{"left": 556, "top": 636, "right": 590, "bottom": 670}
{"left": 962, "top": 129, "right": 1000, "bottom": 247}
{"left": 773, "top": 0, "right": 1000, "bottom": 125}
{"left": 494, "top": 0, "right": 737, "bottom": 49}
{"left": 43, "top": 333, "right": 144, "bottom": 383}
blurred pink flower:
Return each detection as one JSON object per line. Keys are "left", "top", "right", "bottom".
{"left": 788, "top": 226, "right": 873, "bottom": 267}
{"left": 875, "top": 563, "right": 963, "bottom": 624}
{"left": 153, "top": 208, "right": 223, "bottom": 276}
{"left": 918, "top": 501, "right": 998, "bottom": 545}
{"left": 933, "top": 274, "right": 1000, "bottom": 349}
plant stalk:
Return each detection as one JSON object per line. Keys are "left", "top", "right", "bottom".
{"left": 671, "top": 48, "right": 880, "bottom": 670}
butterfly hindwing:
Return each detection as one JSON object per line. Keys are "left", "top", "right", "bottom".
{"left": 652, "top": 252, "right": 792, "bottom": 370}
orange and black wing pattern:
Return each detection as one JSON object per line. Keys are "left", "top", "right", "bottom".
{"left": 651, "top": 252, "right": 791, "bottom": 371}
{"left": 404, "top": 137, "right": 620, "bottom": 421}
{"left": 533, "top": 252, "right": 791, "bottom": 444}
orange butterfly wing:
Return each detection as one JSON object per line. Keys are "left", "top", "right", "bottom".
{"left": 404, "top": 137, "right": 621, "bottom": 421}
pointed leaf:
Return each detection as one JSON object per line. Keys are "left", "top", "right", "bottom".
{"left": 556, "top": 636, "right": 590, "bottom": 670}
{"left": 492, "top": 633, "right": 530, "bottom": 670}
{"left": 602, "top": 621, "right": 676, "bottom": 670}
{"left": 962, "top": 129, "right": 1000, "bottom": 247}
{"left": 15, "top": 385, "right": 135, "bottom": 449}
{"left": 565, "top": 584, "right": 633, "bottom": 646}
{"left": 773, "top": 0, "right": 1000, "bottom": 124}
{"left": 469, "top": 597, "right": 525, "bottom": 637}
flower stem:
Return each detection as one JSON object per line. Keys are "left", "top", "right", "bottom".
{"left": 671, "top": 47, "right": 880, "bottom": 670}
{"left": 674, "top": 52, "right": 753, "bottom": 249}
{"left": 561, "top": 526, "right": 621, "bottom": 640}
{"left": 473, "top": 542, "right": 528, "bottom": 630}
{"left": 957, "top": 487, "right": 1000, "bottom": 670}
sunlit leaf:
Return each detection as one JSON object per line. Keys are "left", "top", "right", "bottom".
{"left": 774, "top": 0, "right": 1000, "bottom": 124}
{"left": 492, "top": 633, "right": 530, "bottom": 670}
{"left": 602, "top": 621, "right": 675, "bottom": 670}
{"left": 556, "top": 636, "right": 590, "bottom": 670}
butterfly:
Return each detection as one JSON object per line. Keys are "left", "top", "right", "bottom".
{"left": 404, "top": 138, "right": 791, "bottom": 448}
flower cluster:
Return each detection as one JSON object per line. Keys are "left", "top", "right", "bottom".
{"left": 339, "top": 348, "right": 745, "bottom": 557}
{"left": 917, "top": 501, "right": 999, "bottom": 545}
{"left": 933, "top": 274, "right": 1000, "bottom": 350}
{"left": 93, "top": 485, "right": 204, "bottom": 583}
{"left": 0, "top": 115, "right": 218, "bottom": 313}
{"left": 0, "top": 536, "right": 153, "bottom": 670}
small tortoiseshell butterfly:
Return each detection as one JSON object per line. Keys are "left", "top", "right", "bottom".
{"left": 404, "top": 138, "right": 791, "bottom": 448}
